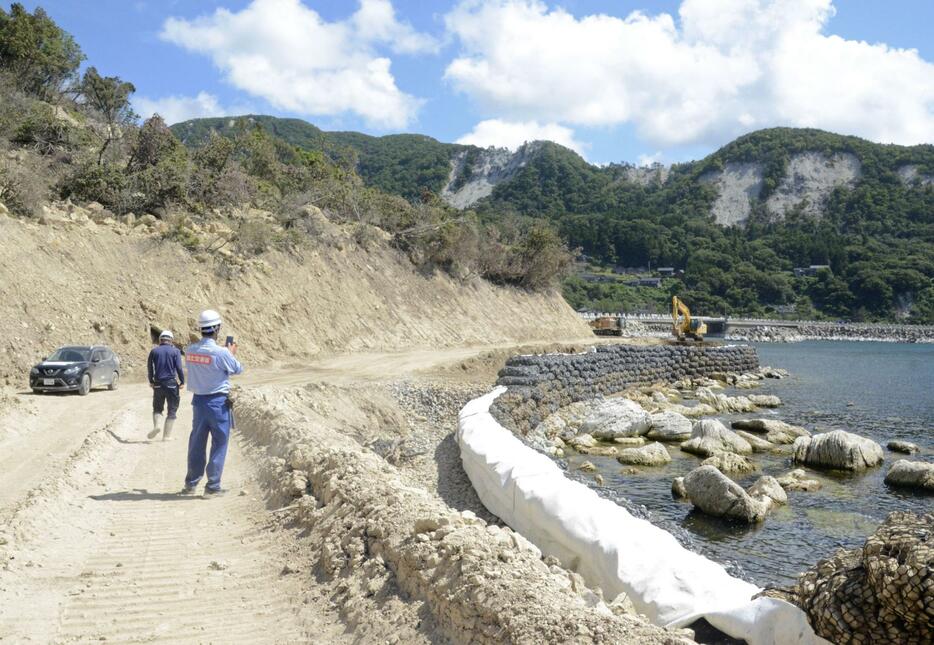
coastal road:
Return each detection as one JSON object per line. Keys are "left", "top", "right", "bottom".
{"left": 0, "top": 338, "right": 596, "bottom": 642}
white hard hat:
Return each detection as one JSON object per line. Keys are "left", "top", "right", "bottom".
{"left": 198, "top": 309, "right": 223, "bottom": 330}
{"left": 159, "top": 329, "right": 174, "bottom": 340}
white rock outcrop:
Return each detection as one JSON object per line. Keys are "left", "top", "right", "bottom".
{"left": 765, "top": 152, "right": 861, "bottom": 219}
{"left": 681, "top": 419, "right": 753, "bottom": 457}
{"left": 701, "top": 162, "right": 764, "bottom": 226}
{"left": 792, "top": 430, "right": 884, "bottom": 471}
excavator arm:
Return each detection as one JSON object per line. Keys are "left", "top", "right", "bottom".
{"left": 672, "top": 296, "right": 707, "bottom": 341}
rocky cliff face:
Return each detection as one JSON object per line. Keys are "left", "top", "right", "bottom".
{"left": 440, "top": 143, "right": 544, "bottom": 209}
{"left": 702, "top": 152, "right": 862, "bottom": 226}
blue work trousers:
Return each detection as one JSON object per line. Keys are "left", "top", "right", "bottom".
{"left": 186, "top": 394, "right": 231, "bottom": 491}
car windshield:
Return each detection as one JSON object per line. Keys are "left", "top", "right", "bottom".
{"left": 47, "top": 347, "right": 91, "bottom": 362}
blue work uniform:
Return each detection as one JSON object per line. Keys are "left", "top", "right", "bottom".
{"left": 184, "top": 337, "right": 243, "bottom": 491}
{"left": 148, "top": 343, "right": 185, "bottom": 419}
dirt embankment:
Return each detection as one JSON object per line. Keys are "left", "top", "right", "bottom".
{"left": 0, "top": 211, "right": 588, "bottom": 386}
{"left": 236, "top": 382, "right": 690, "bottom": 644}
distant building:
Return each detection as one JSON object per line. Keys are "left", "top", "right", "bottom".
{"left": 626, "top": 277, "right": 663, "bottom": 288}
{"left": 581, "top": 273, "right": 617, "bottom": 283}
{"left": 793, "top": 264, "right": 831, "bottom": 277}
{"left": 656, "top": 267, "right": 676, "bottom": 277}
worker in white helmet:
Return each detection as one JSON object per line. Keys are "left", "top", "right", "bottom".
{"left": 147, "top": 329, "right": 184, "bottom": 440}
{"left": 180, "top": 309, "right": 243, "bottom": 495}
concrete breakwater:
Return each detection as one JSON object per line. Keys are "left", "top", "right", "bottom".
{"left": 491, "top": 344, "right": 758, "bottom": 435}
{"left": 725, "top": 321, "right": 934, "bottom": 343}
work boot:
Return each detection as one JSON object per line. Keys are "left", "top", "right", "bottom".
{"left": 148, "top": 413, "right": 163, "bottom": 439}
{"left": 162, "top": 418, "right": 175, "bottom": 441}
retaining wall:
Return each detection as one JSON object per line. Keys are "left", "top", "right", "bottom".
{"left": 491, "top": 343, "right": 758, "bottom": 434}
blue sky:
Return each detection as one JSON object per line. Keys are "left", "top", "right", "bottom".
{"left": 21, "top": 0, "right": 934, "bottom": 165}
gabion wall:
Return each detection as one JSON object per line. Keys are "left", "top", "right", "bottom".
{"left": 491, "top": 344, "right": 758, "bottom": 434}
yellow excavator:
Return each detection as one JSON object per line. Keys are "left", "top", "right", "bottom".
{"left": 672, "top": 296, "right": 707, "bottom": 342}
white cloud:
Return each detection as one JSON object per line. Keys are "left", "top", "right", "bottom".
{"left": 637, "top": 151, "right": 664, "bottom": 167}
{"left": 456, "top": 119, "right": 586, "bottom": 155}
{"left": 161, "top": 0, "right": 438, "bottom": 129}
{"left": 444, "top": 0, "right": 934, "bottom": 147}
{"left": 135, "top": 92, "right": 229, "bottom": 125}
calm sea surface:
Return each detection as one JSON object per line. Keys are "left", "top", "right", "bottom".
{"left": 567, "top": 340, "right": 934, "bottom": 587}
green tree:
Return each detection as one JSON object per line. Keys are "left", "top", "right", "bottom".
{"left": 0, "top": 3, "right": 84, "bottom": 99}
{"left": 79, "top": 66, "right": 135, "bottom": 163}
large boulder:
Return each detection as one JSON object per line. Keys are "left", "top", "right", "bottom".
{"left": 616, "top": 442, "right": 671, "bottom": 466}
{"left": 680, "top": 419, "right": 753, "bottom": 457}
{"left": 683, "top": 465, "right": 771, "bottom": 522}
{"left": 792, "top": 430, "right": 884, "bottom": 471}
{"left": 645, "top": 411, "right": 693, "bottom": 442}
{"left": 702, "top": 452, "right": 758, "bottom": 474}
{"left": 884, "top": 460, "right": 934, "bottom": 491}
{"left": 581, "top": 399, "right": 652, "bottom": 439}
{"left": 747, "top": 475, "right": 788, "bottom": 506}
{"left": 763, "top": 512, "right": 933, "bottom": 644}
{"left": 731, "top": 418, "right": 810, "bottom": 444}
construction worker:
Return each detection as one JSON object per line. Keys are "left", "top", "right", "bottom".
{"left": 147, "top": 330, "right": 184, "bottom": 440}
{"left": 181, "top": 309, "right": 242, "bottom": 496}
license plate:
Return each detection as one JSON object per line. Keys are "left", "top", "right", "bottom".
{"left": 43, "top": 379, "right": 55, "bottom": 385}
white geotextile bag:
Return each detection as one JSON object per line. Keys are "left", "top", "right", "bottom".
{"left": 458, "top": 387, "right": 828, "bottom": 645}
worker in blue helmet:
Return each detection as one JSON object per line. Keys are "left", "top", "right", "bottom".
{"left": 181, "top": 309, "right": 243, "bottom": 496}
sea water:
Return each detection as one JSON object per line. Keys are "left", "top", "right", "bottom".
{"left": 569, "top": 340, "right": 933, "bottom": 587}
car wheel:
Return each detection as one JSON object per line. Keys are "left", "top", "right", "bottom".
{"left": 78, "top": 374, "right": 91, "bottom": 396}
{"left": 108, "top": 371, "right": 119, "bottom": 391}
{"left": 32, "top": 388, "right": 41, "bottom": 395}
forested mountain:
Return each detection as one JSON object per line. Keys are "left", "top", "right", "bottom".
{"left": 172, "top": 115, "right": 465, "bottom": 201}
{"left": 172, "top": 117, "right": 934, "bottom": 323}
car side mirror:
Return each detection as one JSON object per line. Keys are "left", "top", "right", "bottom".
{"left": 92, "top": 357, "right": 101, "bottom": 363}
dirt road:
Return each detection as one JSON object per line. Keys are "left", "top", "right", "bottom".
{"left": 0, "top": 340, "right": 596, "bottom": 643}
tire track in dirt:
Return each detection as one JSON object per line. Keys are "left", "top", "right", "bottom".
{"left": 0, "top": 398, "right": 349, "bottom": 644}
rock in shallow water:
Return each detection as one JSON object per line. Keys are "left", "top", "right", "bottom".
{"left": 581, "top": 398, "right": 652, "bottom": 439}
{"left": 680, "top": 419, "right": 753, "bottom": 457}
{"left": 749, "top": 394, "right": 782, "bottom": 408}
{"left": 887, "top": 439, "right": 920, "bottom": 454}
{"left": 747, "top": 475, "right": 787, "bottom": 506}
{"left": 734, "top": 430, "right": 777, "bottom": 452}
{"left": 645, "top": 411, "right": 693, "bottom": 442}
{"left": 616, "top": 441, "right": 671, "bottom": 466}
{"left": 776, "top": 468, "right": 822, "bottom": 492}
{"left": 792, "top": 430, "right": 884, "bottom": 471}
{"left": 702, "top": 452, "right": 758, "bottom": 474}
{"left": 731, "top": 418, "right": 810, "bottom": 445}
{"left": 884, "top": 459, "right": 934, "bottom": 491}
{"left": 671, "top": 476, "right": 687, "bottom": 499}
{"left": 683, "top": 465, "right": 771, "bottom": 522}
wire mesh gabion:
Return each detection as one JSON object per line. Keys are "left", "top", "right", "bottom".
{"left": 763, "top": 511, "right": 932, "bottom": 645}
